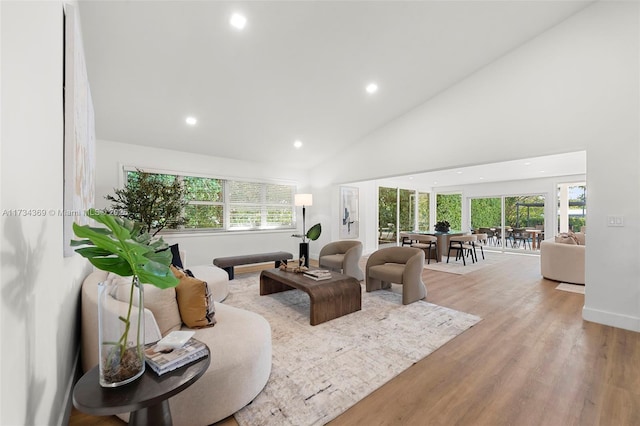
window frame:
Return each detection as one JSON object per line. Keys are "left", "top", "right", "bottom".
{"left": 120, "top": 165, "right": 297, "bottom": 235}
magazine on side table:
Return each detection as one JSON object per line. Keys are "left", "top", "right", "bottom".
{"left": 144, "top": 337, "right": 209, "bottom": 376}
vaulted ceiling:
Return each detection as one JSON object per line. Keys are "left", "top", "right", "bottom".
{"left": 78, "top": 0, "right": 591, "bottom": 179}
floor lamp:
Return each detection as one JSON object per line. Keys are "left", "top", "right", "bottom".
{"left": 295, "top": 193, "right": 313, "bottom": 267}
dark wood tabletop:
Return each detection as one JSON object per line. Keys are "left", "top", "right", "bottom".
{"left": 73, "top": 347, "right": 210, "bottom": 425}
{"left": 260, "top": 268, "right": 361, "bottom": 325}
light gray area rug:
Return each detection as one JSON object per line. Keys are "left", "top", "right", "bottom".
{"left": 556, "top": 283, "right": 585, "bottom": 294}
{"left": 224, "top": 272, "right": 481, "bottom": 426}
{"left": 424, "top": 251, "right": 508, "bottom": 275}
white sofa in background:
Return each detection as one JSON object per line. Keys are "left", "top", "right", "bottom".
{"left": 80, "top": 268, "right": 272, "bottom": 426}
{"left": 540, "top": 235, "right": 585, "bottom": 285}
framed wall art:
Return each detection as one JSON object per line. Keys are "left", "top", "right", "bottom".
{"left": 339, "top": 186, "right": 359, "bottom": 239}
{"left": 63, "top": 5, "right": 96, "bottom": 256}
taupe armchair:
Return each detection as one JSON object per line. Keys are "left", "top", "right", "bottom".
{"left": 319, "top": 240, "right": 364, "bottom": 281}
{"left": 366, "top": 247, "right": 426, "bottom": 305}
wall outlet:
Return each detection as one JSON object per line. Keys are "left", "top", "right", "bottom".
{"left": 607, "top": 215, "right": 624, "bottom": 227}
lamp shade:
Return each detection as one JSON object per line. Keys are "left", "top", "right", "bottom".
{"left": 294, "top": 193, "right": 313, "bottom": 207}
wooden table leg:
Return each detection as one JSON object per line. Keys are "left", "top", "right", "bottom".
{"left": 129, "top": 400, "right": 172, "bottom": 426}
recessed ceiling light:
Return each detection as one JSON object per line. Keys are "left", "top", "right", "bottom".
{"left": 185, "top": 116, "right": 197, "bottom": 126}
{"left": 540, "top": 170, "right": 546, "bottom": 173}
{"left": 524, "top": 162, "right": 532, "bottom": 166}
{"left": 456, "top": 171, "right": 463, "bottom": 175}
{"left": 293, "top": 140, "right": 303, "bottom": 149}
{"left": 479, "top": 177, "right": 484, "bottom": 180}
{"left": 365, "top": 83, "right": 378, "bottom": 94}
{"left": 230, "top": 13, "right": 247, "bottom": 30}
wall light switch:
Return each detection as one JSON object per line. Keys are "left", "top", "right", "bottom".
{"left": 607, "top": 215, "right": 624, "bottom": 227}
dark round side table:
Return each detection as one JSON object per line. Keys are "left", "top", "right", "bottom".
{"left": 73, "top": 347, "right": 210, "bottom": 426}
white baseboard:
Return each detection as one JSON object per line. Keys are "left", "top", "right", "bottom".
{"left": 57, "top": 347, "right": 80, "bottom": 426}
{"left": 583, "top": 306, "right": 640, "bottom": 332}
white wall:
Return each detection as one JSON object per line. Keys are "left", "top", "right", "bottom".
{"left": 1, "top": 2, "right": 92, "bottom": 425}
{"left": 312, "top": 2, "right": 640, "bottom": 331}
{"left": 96, "top": 140, "right": 312, "bottom": 265}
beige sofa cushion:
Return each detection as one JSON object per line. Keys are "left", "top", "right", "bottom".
{"left": 555, "top": 233, "right": 577, "bottom": 245}
{"left": 110, "top": 273, "right": 182, "bottom": 336}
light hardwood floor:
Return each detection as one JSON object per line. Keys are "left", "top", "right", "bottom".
{"left": 70, "top": 253, "right": 640, "bottom": 426}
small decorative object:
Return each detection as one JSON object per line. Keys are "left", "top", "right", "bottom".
{"left": 72, "top": 209, "right": 178, "bottom": 387}
{"left": 292, "top": 194, "right": 322, "bottom": 267}
{"left": 279, "top": 261, "right": 308, "bottom": 273}
{"left": 434, "top": 220, "right": 451, "bottom": 233}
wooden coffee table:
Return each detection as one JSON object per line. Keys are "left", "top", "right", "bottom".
{"left": 260, "top": 268, "right": 361, "bottom": 325}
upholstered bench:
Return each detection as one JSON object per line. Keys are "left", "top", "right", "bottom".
{"left": 213, "top": 251, "right": 293, "bottom": 279}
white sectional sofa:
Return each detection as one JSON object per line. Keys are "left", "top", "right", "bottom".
{"left": 80, "top": 267, "right": 272, "bottom": 425}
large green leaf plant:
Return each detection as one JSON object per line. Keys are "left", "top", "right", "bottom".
{"left": 72, "top": 209, "right": 179, "bottom": 362}
{"left": 292, "top": 222, "right": 322, "bottom": 243}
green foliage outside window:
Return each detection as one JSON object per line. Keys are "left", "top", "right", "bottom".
{"left": 418, "top": 192, "right": 430, "bottom": 231}
{"left": 505, "top": 195, "right": 545, "bottom": 228}
{"left": 377, "top": 188, "right": 432, "bottom": 237}
{"left": 378, "top": 187, "right": 398, "bottom": 240}
{"left": 470, "top": 198, "right": 502, "bottom": 229}
{"left": 398, "top": 189, "right": 414, "bottom": 231}
{"left": 436, "top": 193, "right": 461, "bottom": 230}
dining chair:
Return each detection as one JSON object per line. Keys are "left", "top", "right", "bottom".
{"left": 446, "top": 235, "right": 478, "bottom": 265}
{"left": 474, "top": 233, "right": 488, "bottom": 260}
{"left": 410, "top": 234, "right": 438, "bottom": 264}
{"left": 399, "top": 232, "right": 414, "bottom": 247}
{"left": 511, "top": 228, "right": 531, "bottom": 250}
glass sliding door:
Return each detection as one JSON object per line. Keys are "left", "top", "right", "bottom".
{"left": 378, "top": 187, "right": 420, "bottom": 245}
{"left": 399, "top": 189, "right": 414, "bottom": 234}
{"left": 470, "top": 197, "right": 502, "bottom": 247}
{"left": 436, "top": 193, "right": 462, "bottom": 230}
{"left": 418, "top": 192, "right": 430, "bottom": 231}
{"left": 504, "top": 194, "right": 545, "bottom": 251}
{"left": 378, "top": 187, "right": 397, "bottom": 244}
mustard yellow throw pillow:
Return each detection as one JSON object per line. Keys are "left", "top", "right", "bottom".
{"left": 171, "top": 265, "right": 216, "bottom": 329}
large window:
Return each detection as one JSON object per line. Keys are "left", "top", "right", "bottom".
{"left": 418, "top": 192, "right": 430, "bottom": 231}
{"left": 378, "top": 188, "right": 431, "bottom": 243}
{"left": 125, "top": 169, "right": 295, "bottom": 232}
{"left": 558, "top": 183, "right": 586, "bottom": 232}
{"left": 398, "top": 189, "right": 414, "bottom": 232}
{"left": 378, "top": 187, "right": 397, "bottom": 243}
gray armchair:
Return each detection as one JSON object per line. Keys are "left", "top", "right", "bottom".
{"left": 366, "top": 247, "right": 426, "bottom": 305}
{"left": 319, "top": 240, "right": 364, "bottom": 281}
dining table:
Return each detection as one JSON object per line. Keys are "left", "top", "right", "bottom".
{"left": 411, "top": 230, "right": 467, "bottom": 261}
{"left": 525, "top": 229, "right": 544, "bottom": 250}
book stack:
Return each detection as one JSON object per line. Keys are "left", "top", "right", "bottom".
{"left": 144, "top": 337, "right": 209, "bottom": 376}
{"left": 303, "top": 269, "right": 332, "bottom": 281}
